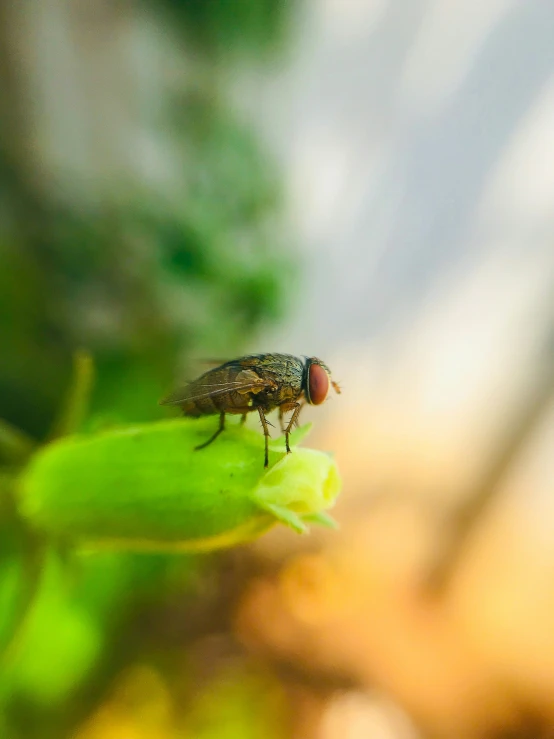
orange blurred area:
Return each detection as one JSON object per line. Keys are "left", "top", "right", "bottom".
{"left": 232, "top": 257, "right": 554, "bottom": 738}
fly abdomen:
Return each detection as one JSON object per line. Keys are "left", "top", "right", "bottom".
{"left": 182, "top": 391, "right": 251, "bottom": 417}
{"left": 182, "top": 396, "right": 220, "bottom": 417}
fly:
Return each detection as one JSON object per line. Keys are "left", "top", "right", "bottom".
{"left": 160, "top": 353, "right": 341, "bottom": 467}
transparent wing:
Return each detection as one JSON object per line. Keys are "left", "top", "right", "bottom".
{"left": 159, "top": 373, "right": 271, "bottom": 406}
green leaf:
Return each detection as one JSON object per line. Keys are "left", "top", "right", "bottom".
{"left": 17, "top": 419, "right": 341, "bottom": 552}
{"left": 1, "top": 551, "right": 102, "bottom": 706}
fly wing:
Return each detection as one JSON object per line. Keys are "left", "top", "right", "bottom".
{"left": 159, "top": 370, "right": 272, "bottom": 406}
{"left": 199, "top": 358, "right": 229, "bottom": 366}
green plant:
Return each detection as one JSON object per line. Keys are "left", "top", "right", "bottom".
{"left": 0, "top": 354, "right": 340, "bottom": 699}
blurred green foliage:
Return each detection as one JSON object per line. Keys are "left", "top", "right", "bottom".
{"left": 161, "top": 0, "right": 291, "bottom": 57}
{"left": 0, "top": 1, "right": 299, "bottom": 737}
{"left": 0, "top": 92, "right": 293, "bottom": 435}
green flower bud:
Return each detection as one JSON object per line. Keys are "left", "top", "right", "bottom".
{"left": 18, "top": 419, "right": 341, "bottom": 552}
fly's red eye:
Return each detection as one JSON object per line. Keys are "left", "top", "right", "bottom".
{"left": 307, "top": 362, "right": 329, "bottom": 405}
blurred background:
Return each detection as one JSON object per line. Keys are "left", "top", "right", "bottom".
{"left": 2, "top": 0, "right": 554, "bottom": 737}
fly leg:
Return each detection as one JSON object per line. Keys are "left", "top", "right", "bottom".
{"left": 240, "top": 413, "right": 247, "bottom": 425}
{"left": 292, "top": 401, "right": 305, "bottom": 428}
{"left": 257, "top": 407, "right": 271, "bottom": 468}
{"left": 284, "top": 403, "right": 302, "bottom": 454}
{"left": 195, "top": 411, "right": 225, "bottom": 450}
